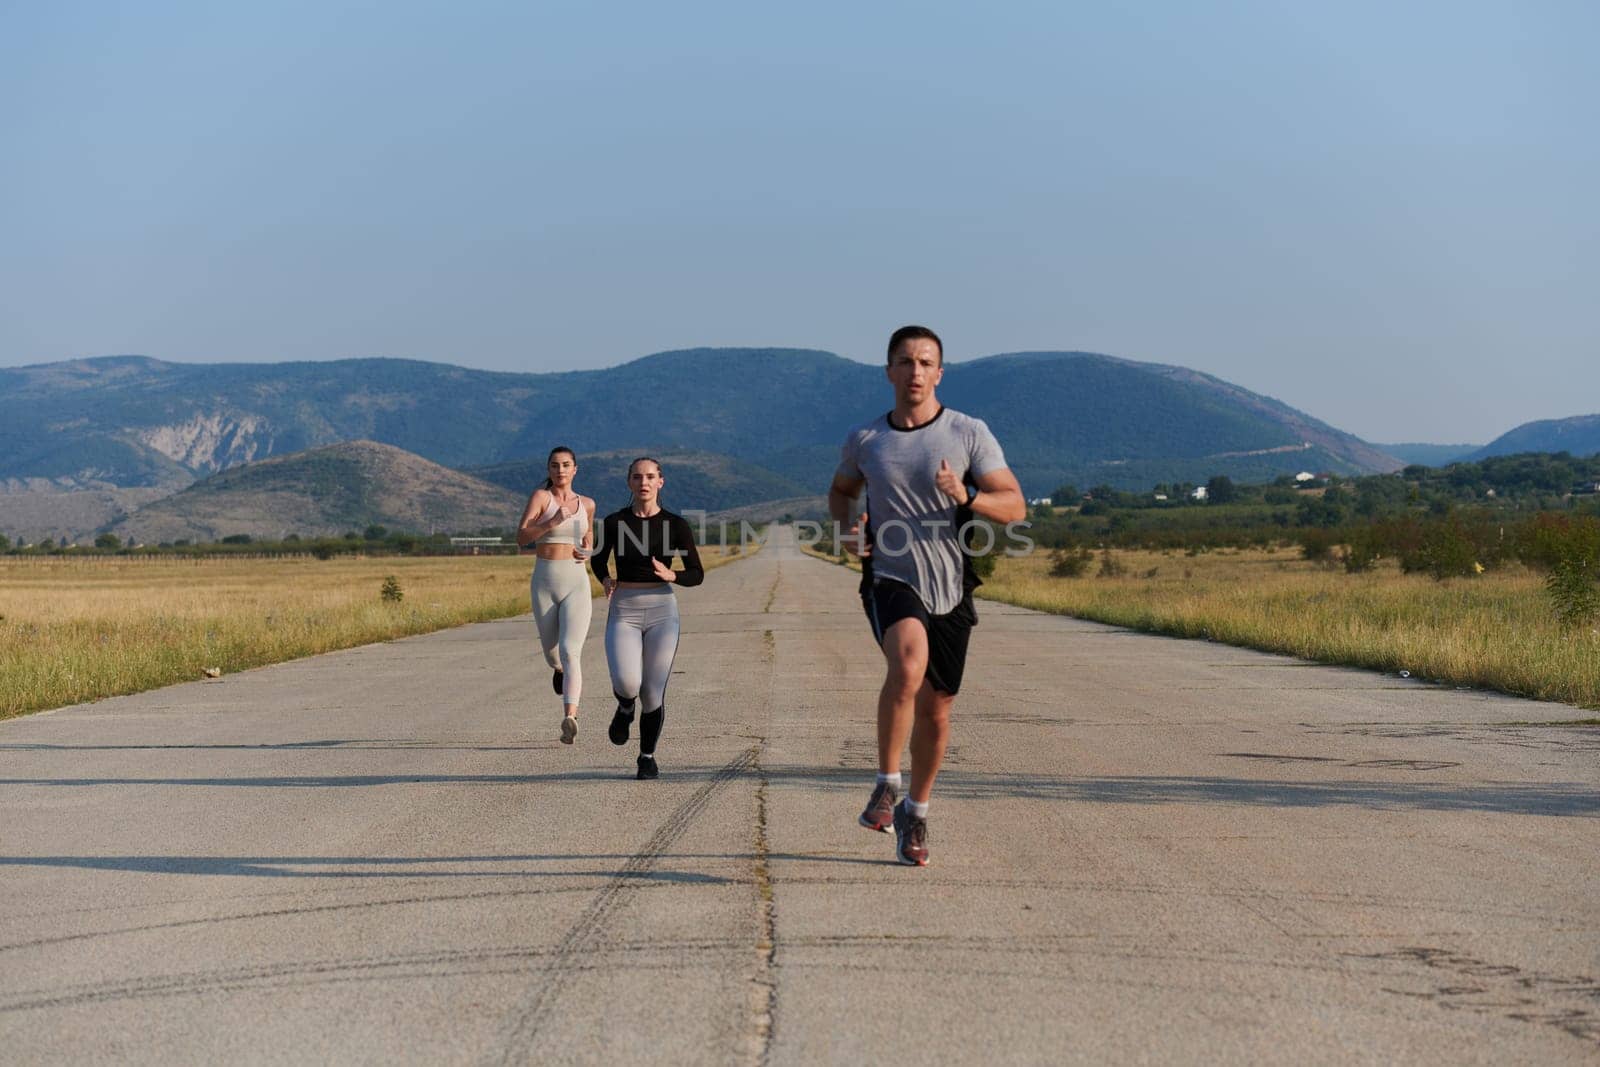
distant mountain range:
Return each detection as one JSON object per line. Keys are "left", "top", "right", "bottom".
{"left": 5, "top": 347, "right": 1590, "bottom": 544}
{"left": 1469, "top": 414, "right": 1600, "bottom": 462}
{"left": 464, "top": 448, "right": 810, "bottom": 515}
{"left": 0, "top": 348, "right": 1400, "bottom": 532}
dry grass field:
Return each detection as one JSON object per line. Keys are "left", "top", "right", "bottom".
{"left": 800, "top": 539, "right": 1599, "bottom": 711}
{"left": 0, "top": 545, "right": 753, "bottom": 719}
{"left": 982, "top": 546, "right": 1600, "bottom": 711}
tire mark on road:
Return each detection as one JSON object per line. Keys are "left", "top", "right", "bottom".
{"left": 492, "top": 746, "right": 759, "bottom": 1064}
{"left": 0, "top": 940, "right": 761, "bottom": 1015}
{"left": 1352, "top": 946, "right": 1600, "bottom": 1047}
{"left": 0, "top": 877, "right": 721, "bottom": 956}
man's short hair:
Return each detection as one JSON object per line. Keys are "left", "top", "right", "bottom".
{"left": 887, "top": 325, "right": 943, "bottom": 366}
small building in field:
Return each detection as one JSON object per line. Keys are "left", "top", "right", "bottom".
{"left": 449, "top": 536, "right": 517, "bottom": 556}
{"left": 1190, "top": 486, "right": 1208, "bottom": 501}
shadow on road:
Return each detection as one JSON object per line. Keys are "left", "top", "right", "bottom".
{"left": 764, "top": 765, "right": 1600, "bottom": 817}
{"left": 4, "top": 762, "right": 1595, "bottom": 816}
{"left": 0, "top": 854, "right": 736, "bottom": 881}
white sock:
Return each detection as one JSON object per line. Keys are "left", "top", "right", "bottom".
{"left": 876, "top": 772, "right": 901, "bottom": 789}
{"left": 903, "top": 798, "right": 929, "bottom": 819}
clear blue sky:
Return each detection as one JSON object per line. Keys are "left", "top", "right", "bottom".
{"left": 3, "top": 1, "right": 1594, "bottom": 443}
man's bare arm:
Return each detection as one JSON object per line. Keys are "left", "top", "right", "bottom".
{"left": 968, "top": 467, "right": 1026, "bottom": 525}
{"left": 828, "top": 473, "right": 870, "bottom": 557}
{"left": 828, "top": 472, "right": 864, "bottom": 525}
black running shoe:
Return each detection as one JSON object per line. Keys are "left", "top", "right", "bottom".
{"left": 636, "top": 754, "right": 659, "bottom": 780}
{"left": 551, "top": 668, "right": 564, "bottom": 695}
{"left": 858, "top": 780, "right": 896, "bottom": 833}
{"left": 892, "top": 800, "right": 929, "bottom": 867}
{"left": 608, "top": 706, "right": 634, "bottom": 746}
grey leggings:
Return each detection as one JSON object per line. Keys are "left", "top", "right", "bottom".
{"left": 532, "top": 557, "right": 593, "bottom": 703}
{"left": 604, "top": 585, "right": 680, "bottom": 713}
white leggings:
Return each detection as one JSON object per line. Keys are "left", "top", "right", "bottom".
{"left": 604, "top": 585, "right": 680, "bottom": 712}
{"left": 531, "top": 557, "right": 593, "bottom": 704}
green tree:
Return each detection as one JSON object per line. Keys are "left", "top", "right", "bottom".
{"left": 94, "top": 533, "right": 121, "bottom": 550}
{"left": 1263, "top": 486, "right": 1297, "bottom": 505}
{"left": 1050, "top": 483, "right": 1080, "bottom": 504}
{"left": 1355, "top": 476, "right": 1407, "bottom": 518}
{"left": 1204, "top": 475, "right": 1238, "bottom": 504}
{"left": 1296, "top": 495, "right": 1345, "bottom": 528}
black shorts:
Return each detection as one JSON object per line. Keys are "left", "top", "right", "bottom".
{"left": 862, "top": 579, "right": 977, "bottom": 696}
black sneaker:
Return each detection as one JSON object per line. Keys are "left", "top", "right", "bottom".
{"left": 858, "top": 780, "right": 897, "bottom": 833}
{"left": 608, "top": 706, "right": 634, "bottom": 746}
{"left": 892, "top": 800, "right": 929, "bottom": 867}
{"left": 636, "top": 755, "right": 659, "bottom": 780}
{"left": 551, "top": 669, "right": 564, "bottom": 695}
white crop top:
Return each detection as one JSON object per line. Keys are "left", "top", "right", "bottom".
{"left": 534, "top": 495, "right": 589, "bottom": 546}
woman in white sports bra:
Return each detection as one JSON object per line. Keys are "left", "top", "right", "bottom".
{"left": 516, "top": 446, "right": 597, "bottom": 744}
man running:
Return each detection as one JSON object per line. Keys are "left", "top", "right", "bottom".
{"left": 829, "top": 325, "right": 1025, "bottom": 866}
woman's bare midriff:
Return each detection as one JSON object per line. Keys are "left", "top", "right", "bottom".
{"left": 616, "top": 580, "right": 667, "bottom": 588}
{"left": 535, "top": 545, "right": 582, "bottom": 561}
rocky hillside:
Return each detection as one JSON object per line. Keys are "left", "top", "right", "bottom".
{"left": 104, "top": 441, "right": 522, "bottom": 544}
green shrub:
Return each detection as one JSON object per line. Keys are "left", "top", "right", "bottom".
{"left": 380, "top": 576, "right": 403, "bottom": 602}
{"left": 1522, "top": 514, "right": 1600, "bottom": 625}
{"left": 1049, "top": 546, "right": 1093, "bottom": 578}
{"left": 1404, "top": 518, "right": 1479, "bottom": 580}
{"left": 1518, "top": 514, "right": 1600, "bottom": 572}
{"left": 1546, "top": 557, "right": 1600, "bottom": 627}
{"left": 1299, "top": 528, "right": 1338, "bottom": 563}
{"left": 1342, "top": 526, "right": 1381, "bottom": 573}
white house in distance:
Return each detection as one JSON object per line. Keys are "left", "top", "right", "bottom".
{"left": 1294, "top": 471, "right": 1316, "bottom": 483}
{"left": 1190, "top": 486, "right": 1208, "bottom": 501}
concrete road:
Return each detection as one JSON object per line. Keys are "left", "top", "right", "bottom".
{"left": 3, "top": 528, "right": 1597, "bottom": 1064}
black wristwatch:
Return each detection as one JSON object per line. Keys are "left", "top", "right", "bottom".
{"left": 963, "top": 484, "right": 977, "bottom": 507}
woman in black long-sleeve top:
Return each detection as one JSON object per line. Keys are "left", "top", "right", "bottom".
{"left": 589, "top": 457, "right": 704, "bottom": 779}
